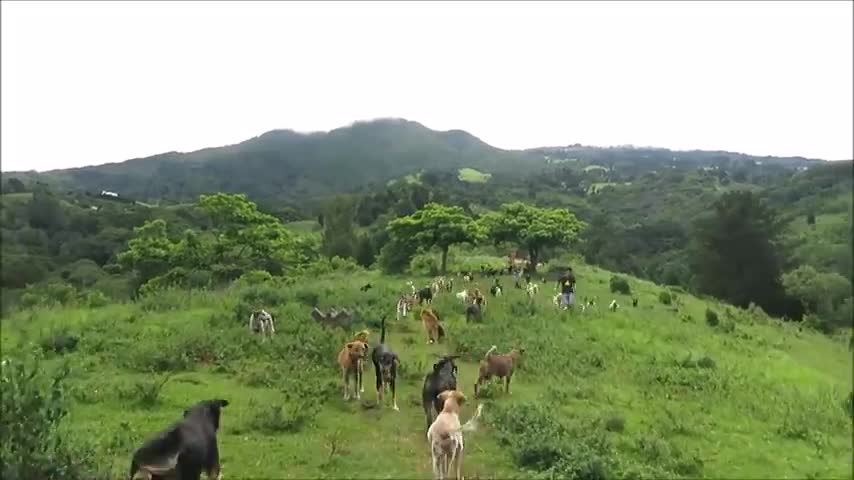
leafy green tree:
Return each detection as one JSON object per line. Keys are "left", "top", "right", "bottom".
{"left": 26, "top": 189, "right": 66, "bottom": 233}
{"left": 197, "top": 193, "right": 304, "bottom": 273}
{"left": 320, "top": 196, "right": 358, "bottom": 259}
{"left": 4, "top": 177, "right": 26, "bottom": 193}
{"left": 387, "top": 203, "right": 481, "bottom": 274}
{"left": 479, "top": 202, "right": 584, "bottom": 272}
{"left": 689, "top": 191, "right": 788, "bottom": 314}
{"left": 782, "top": 265, "right": 852, "bottom": 329}
{"left": 116, "top": 219, "right": 177, "bottom": 286}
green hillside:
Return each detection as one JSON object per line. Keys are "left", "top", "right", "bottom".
{"left": 3, "top": 261, "right": 851, "bottom": 479}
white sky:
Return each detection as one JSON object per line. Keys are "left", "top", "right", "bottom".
{"left": 1, "top": 1, "right": 852, "bottom": 172}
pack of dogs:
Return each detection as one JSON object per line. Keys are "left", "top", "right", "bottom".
{"left": 130, "top": 271, "right": 639, "bottom": 480}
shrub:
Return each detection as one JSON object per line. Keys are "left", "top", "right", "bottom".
{"left": 237, "top": 270, "right": 274, "bottom": 286}
{"left": 705, "top": 308, "right": 719, "bottom": 326}
{"left": 119, "top": 374, "right": 172, "bottom": 408}
{"left": 609, "top": 276, "right": 631, "bottom": 295}
{"left": 0, "top": 354, "right": 101, "bottom": 479}
{"left": 705, "top": 310, "right": 720, "bottom": 327}
{"left": 83, "top": 290, "right": 109, "bottom": 308}
{"left": 658, "top": 291, "right": 672, "bottom": 305}
{"left": 39, "top": 330, "right": 79, "bottom": 355}
{"left": 20, "top": 282, "right": 77, "bottom": 309}
{"left": 244, "top": 400, "right": 318, "bottom": 434}
{"left": 604, "top": 415, "right": 626, "bottom": 433}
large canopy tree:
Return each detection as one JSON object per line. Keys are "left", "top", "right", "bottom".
{"left": 689, "top": 190, "right": 790, "bottom": 315}
{"left": 386, "top": 203, "right": 481, "bottom": 274}
{"left": 479, "top": 202, "right": 585, "bottom": 273}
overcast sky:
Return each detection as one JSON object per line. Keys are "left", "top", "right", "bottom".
{"left": 1, "top": 1, "right": 852, "bottom": 172}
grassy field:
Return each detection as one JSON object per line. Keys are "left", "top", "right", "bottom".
{"left": 2, "top": 260, "right": 852, "bottom": 479}
{"left": 457, "top": 168, "right": 492, "bottom": 183}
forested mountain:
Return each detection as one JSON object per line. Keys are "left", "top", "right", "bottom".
{"left": 2, "top": 118, "right": 851, "bottom": 328}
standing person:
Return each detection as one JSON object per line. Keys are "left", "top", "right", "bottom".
{"left": 556, "top": 267, "right": 576, "bottom": 311}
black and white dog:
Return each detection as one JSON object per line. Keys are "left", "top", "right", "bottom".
{"left": 421, "top": 354, "right": 460, "bottom": 431}
{"left": 371, "top": 315, "right": 400, "bottom": 411}
{"left": 128, "top": 399, "right": 229, "bottom": 480}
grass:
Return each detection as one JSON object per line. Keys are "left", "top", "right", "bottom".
{"left": 2, "top": 259, "right": 852, "bottom": 479}
{"left": 458, "top": 168, "right": 492, "bottom": 183}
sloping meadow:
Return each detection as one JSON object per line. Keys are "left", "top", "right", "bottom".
{"left": 1, "top": 265, "right": 851, "bottom": 479}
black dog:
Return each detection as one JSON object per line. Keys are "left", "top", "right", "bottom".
{"left": 417, "top": 287, "right": 433, "bottom": 305}
{"left": 360, "top": 283, "right": 373, "bottom": 292}
{"left": 128, "top": 399, "right": 229, "bottom": 480}
{"left": 421, "top": 355, "right": 460, "bottom": 431}
{"left": 465, "top": 303, "right": 482, "bottom": 323}
{"left": 632, "top": 298, "right": 638, "bottom": 307}
{"left": 371, "top": 315, "right": 400, "bottom": 411}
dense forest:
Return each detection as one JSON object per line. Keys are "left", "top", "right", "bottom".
{"left": 2, "top": 119, "right": 851, "bottom": 331}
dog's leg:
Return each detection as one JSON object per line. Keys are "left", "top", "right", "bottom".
{"left": 506, "top": 373, "right": 513, "bottom": 395}
{"left": 391, "top": 376, "right": 399, "bottom": 411}
{"left": 358, "top": 360, "right": 364, "bottom": 395}
{"left": 342, "top": 369, "right": 350, "bottom": 400}
{"left": 456, "top": 442, "right": 465, "bottom": 480}
{"left": 207, "top": 463, "right": 222, "bottom": 480}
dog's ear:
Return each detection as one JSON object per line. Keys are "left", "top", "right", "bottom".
{"left": 216, "top": 399, "right": 229, "bottom": 408}
{"left": 346, "top": 342, "right": 354, "bottom": 350}
{"left": 437, "top": 390, "right": 452, "bottom": 402}
{"left": 454, "top": 391, "right": 467, "bottom": 405}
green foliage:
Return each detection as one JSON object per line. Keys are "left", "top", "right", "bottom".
{"left": 20, "top": 283, "right": 77, "bottom": 309}
{"left": 479, "top": 202, "right": 584, "bottom": 270}
{"left": 387, "top": 203, "right": 481, "bottom": 273}
{"left": 609, "top": 276, "right": 631, "bottom": 295}
{"left": 705, "top": 308, "right": 719, "bottom": 326}
{"left": 689, "top": 191, "right": 789, "bottom": 315}
{"left": 320, "top": 196, "right": 358, "bottom": 259}
{"left": 659, "top": 291, "right": 672, "bottom": 305}
{"left": 0, "top": 355, "right": 100, "bottom": 479}
{"left": 782, "top": 265, "right": 852, "bottom": 331}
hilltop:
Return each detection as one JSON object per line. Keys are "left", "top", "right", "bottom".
{"left": 2, "top": 259, "right": 851, "bottom": 479}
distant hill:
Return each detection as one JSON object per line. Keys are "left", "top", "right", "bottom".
{"left": 5, "top": 119, "right": 541, "bottom": 205}
{"left": 5, "top": 119, "right": 833, "bottom": 207}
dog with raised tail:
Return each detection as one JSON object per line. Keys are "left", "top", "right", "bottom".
{"left": 371, "top": 316, "right": 399, "bottom": 411}
{"left": 427, "top": 391, "right": 483, "bottom": 480}
{"left": 475, "top": 345, "right": 525, "bottom": 397}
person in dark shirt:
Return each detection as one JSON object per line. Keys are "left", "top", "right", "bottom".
{"left": 556, "top": 267, "right": 576, "bottom": 310}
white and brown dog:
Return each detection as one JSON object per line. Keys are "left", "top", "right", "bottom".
{"left": 427, "top": 390, "right": 483, "bottom": 480}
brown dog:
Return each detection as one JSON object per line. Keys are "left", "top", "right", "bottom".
{"left": 421, "top": 308, "right": 446, "bottom": 344}
{"left": 351, "top": 330, "right": 370, "bottom": 393}
{"left": 475, "top": 345, "right": 525, "bottom": 397}
{"left": 338, "top": 340, "right": 368, "bottom": 401}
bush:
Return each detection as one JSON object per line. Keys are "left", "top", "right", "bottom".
{"left": 39, "top": 330, "right": 79, "bottom": 355}
{"left": 706, "top": 308, "right": 721, "bottom": 327}
{"left": 20, "top": 282, "right": 77, "bottom": 309}
{"left": 705, "top": 308, "right": 719, "bottom": 326}
{"left": 244, "top": 401, "right": 318, "bottom": 434}
{"left": 604, "top": 415, "right": 626, "bottom": 433}
{"left": 83, "top": 290, "right": 109, "bottom": 308}
{"left": 118, "top": 374, "right": 172, "bottom": 408}
{"left": 609, "top": 276, "right": 631, "bottom": 295}
{"left": 237, "top": 270, "right": 274, "bottom": 286}
{"left": 658, "top": 291, "right": 672, "bottom": 306}
{"left": 0, "top": 354, "right": 101, "bottom": 479}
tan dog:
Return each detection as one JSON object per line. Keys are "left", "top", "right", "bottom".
{"left": 427, "top": 390, "right": 483, "bottom": 480}
{"left": 337, "top": 340, "right": 368, "bottom": 401}
{"left": 421, "top": 308, "right": 446, "bottom": 344}
{"left": 474, "top": 345, "right": 525, "bottom": 397}
{"left": 351, "top": 330, "right": 370, "bottom": 393}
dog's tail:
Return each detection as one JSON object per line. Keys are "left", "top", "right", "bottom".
{"left": 380, "top": 315, "right": 387, "bottom": 344}
{"left": 459, "top": 404, "right": 484, "bottom": 433}
{"left": 483, "top": 345, "right": 497, "bottom": 361}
